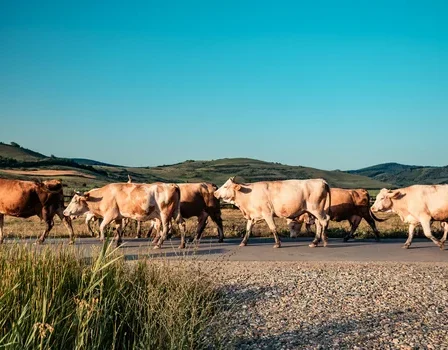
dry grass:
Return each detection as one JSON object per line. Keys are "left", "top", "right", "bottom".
{"left": 2, "top": 209, "right": 444, "bottom": 242}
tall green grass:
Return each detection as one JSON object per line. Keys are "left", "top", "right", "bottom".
{"left": 0, "top": 243, "right": 221, "bottom": 349}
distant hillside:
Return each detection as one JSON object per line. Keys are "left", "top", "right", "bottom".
{"left": 0, "top": 142, "right": 393, "bottom": 190}
{"left": 71, "top": 158, "right": 120, "bottom": 167}
{"left": 122, "top": 158, "right": 392, "bottom": 189}
{"left": 0, "top": 142, "right": 47, "bottom": 161}
{"left": 349, "top": 162, "right": 448, "bottom": 187}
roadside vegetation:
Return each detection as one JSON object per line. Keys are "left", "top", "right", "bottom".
{"left": 0, "top": 243, "right": 222, "bottom": 349}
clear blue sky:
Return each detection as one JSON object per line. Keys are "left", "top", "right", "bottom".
{"left": 1, "top": 0, "right": 447, "bottom": 170}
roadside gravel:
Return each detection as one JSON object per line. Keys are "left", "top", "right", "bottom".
{"left": 204, "top": 261, "right": 448, "bottom": 349}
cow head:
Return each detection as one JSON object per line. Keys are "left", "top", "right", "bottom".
{"left": 371, "top": 188, "right": 404, "bottom": 213}
{"left": 63, "top": 192, "right": 91, "bottom": 217}
{"left": 214, "top": 177, "right": 241, "bottom": 204}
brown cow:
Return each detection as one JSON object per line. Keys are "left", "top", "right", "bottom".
{"left": 63, "top": 182, "right": 183, "bottom": 248}
{"left": 214, "top": 177, "right": 331, "bottom": 248}
{"left": 289, "top": 188, "right": 385, "bottom": 241}
{"left": 371, "top": 186, "right": 448, "bottom": 249}
{"left": 135, "top": 182, "right": 224, "bottom": 247}
{"left": 0, "top": 178, "right": 74, "bottom": 244}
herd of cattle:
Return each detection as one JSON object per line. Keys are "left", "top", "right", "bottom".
{"left": 0, "top": 176, "right": 447, "bottom": 250}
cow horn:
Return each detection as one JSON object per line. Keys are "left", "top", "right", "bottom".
{"left": 74, "top": 190, "right": 82, "bottom": 196}
{"left": 230, "top": 176, "right": 235, "bottom": 182}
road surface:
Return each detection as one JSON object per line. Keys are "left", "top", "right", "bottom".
{"left": 7, "top": 237, "right": 448, "bottom": 263}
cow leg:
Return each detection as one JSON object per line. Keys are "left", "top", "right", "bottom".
{"left": 37, "top": 211, "right": 55, "bottom": 244}
{"left": 114, "top": 219, "right": 123, "bottom": 247}
{"left": 309, "top": 220, "right": 322, "bottom": 247}
{"left": 403, "top": 223, "right": 416, "bottom": 248}
{"left": 343, "top": 216, "right": 362, "bottom": 242}
{"left": 86, "top": 217, "right": 96, "bottom": 237}
{"left": 0, "top": 214, "right": 4, "bottom": 244}
{"left": 56, "top": 209, "right": 75, "bottom": 244}
{"left": 363, "top": 213, "right": 381, "bottom": 241}
{"left": 178, "top": 219, "right": 187, "bottom": 249}
{"left": 99, "top": 216, "right": 114, "bottom": 242}
{"left": 154, "top": 218, "right": 170, "bottom": 249}
{"left": 309, "top": 213, "right": 330, "bottom": 247}
{"left": 440, "top": 223, "right": 448, "bottom": 250}
{"left": 209, "top": 211, "right": 224, "bottom": 243}
{"left": 421, "top": 219, "right": 441, "bottom": 248}
{"left": 263, "top": 215, "right": 281, "bottom": 248}
{"left": 193, "top": 212, "right": 209, "bottom": 243}
{"left": 135, "top": 221, "right": 142, "bottom": 238}
{"left": 240, "top": 219, "right": 254, "bottom": 246}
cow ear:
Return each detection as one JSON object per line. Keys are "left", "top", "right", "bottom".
{"left": 390, "top": 191, "right": 403, "bottom": 199}
{"left": 234, "top": 184, "right": 242, "bottom": 191}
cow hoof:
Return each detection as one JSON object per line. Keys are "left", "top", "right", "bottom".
{"left": 34, "top": 240, "right": 44, "bottom": 246}
{"left": 116, "top": 240, "right": 123, "bottom": 247}
{"left": 0, "top": 239, "right": 4, "bottom": 245}
{"left": 402, "top": 244, "right": 410, "bottom": 249}
{"left": 273, "top": 243, "right": 281, "bottom": 248}
{"left": 309, "top": 242, "right": 318, "bottom": 248}
{"left": 187, "top": 237, "right": 195, "bottom": 243}
{"left": 178, "top": 245, "right": 186, "bottom": 249}
{"left": 153, "top": 245, "right": 161, "bottom": 250}
{"left": 218, "top": 239, "right": 224, "bottom": 243}
{"left": 343, "top": 237, "right": 349, "bottom": 242}
{"left": 239, "top": 242, "right": 247, "bottom": 247}
{"left": 68, "top": 240, "right": 75, "bottom": 245}
{"left": 323, "top": 242, "right": 328, "bottom": 247}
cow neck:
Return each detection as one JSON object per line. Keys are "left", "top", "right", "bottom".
{"left": 390, "top": 190, "right": 410, "bottom": 220}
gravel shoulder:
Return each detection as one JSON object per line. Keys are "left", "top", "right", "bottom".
{"left": 204, "top": 261, "right": 448, "bottom": 349}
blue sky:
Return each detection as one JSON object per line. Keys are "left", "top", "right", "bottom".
{"left": 1, "top": 0, "right": 447, "bottom": 170}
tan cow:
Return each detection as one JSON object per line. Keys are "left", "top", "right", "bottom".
{"left": 63, "top": 182, "right": 183, "bottom": 248}
{"left": 289, "top": 188, "right": 385, "bottom": 241}
{"left": 0, "top": 178, "right": 74, "bottom": 244}
{"left": 134, "top": 182, "right": 224, "bottom": 247}
{"left": 214, "top": 177, "right": 331, "bottom": 248}
{"left": 371, "top": 186, "right": 448, "bottom": 249}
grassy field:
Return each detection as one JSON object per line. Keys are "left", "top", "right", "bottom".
{"left": 0, "top": 243, "right": 222, "bottom": 349}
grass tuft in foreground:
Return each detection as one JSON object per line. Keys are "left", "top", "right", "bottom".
{"left": 0, "top": 242, "right": 221, "bottom": 349}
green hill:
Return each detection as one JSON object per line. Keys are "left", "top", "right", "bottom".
{"left": 118, "top": 158, "right": 391, "bottom": 189}
{"left": 349, "top": 162, "right": 448, "bottom": 187}
{"left": 0, "top": 142, "right": 392, "bottom": 190}
{"left": 0, "top": 142, "right": 47, "bottom": 161}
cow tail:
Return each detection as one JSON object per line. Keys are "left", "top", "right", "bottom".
{"left": 172, "top": 184, "right": 183, "bottom": 225}
{"left": 324, "top": 182, "right": 331, "bottom": 218}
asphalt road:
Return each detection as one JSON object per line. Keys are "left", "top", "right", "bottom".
{"left": 8, "top": 236, "right": 448, "bottom": 263}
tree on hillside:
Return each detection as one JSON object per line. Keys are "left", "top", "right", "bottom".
{"left": 10, "top": 142, "right": 21, "bottom": 147}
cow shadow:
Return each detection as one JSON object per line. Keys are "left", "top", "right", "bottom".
{"left": 124, "top": 247, "right": 229, "bottom": 261}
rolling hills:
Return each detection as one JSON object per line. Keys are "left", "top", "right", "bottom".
{"left": 0, "top": 142, "right": 392, "bottom": 190}
{"left": 348, "top": 162, "right": 448, "bottom": 187}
